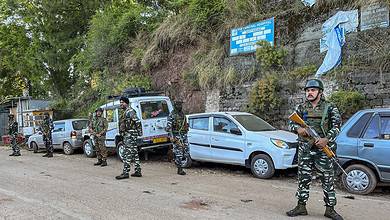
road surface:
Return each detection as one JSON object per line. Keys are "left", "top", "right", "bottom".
{"left": 1, "top": 147, "right": 389, "bottom": 220}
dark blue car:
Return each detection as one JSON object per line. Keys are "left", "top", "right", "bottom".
{"left": 337, "top": 108, "right": 390, "bottom": 194}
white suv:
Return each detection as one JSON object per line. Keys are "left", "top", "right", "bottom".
{"left": 82, "top": 92, "right": 173, "bottom": 160}
{"left": 186, "top": 112, "right": 298, "bottom": 179}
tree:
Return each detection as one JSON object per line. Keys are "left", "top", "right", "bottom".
{"left": 0, "top": 0, "right": 107, "bottom": 99}
{"left": 0, "top": 1, "right": 46, "bottom": 98}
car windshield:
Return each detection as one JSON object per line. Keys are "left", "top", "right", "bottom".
{"left": 72, "top": 120, "right": 88, "bottom": 130}
{"left": 232, "top": 114, "right": 276, "bottom": 131}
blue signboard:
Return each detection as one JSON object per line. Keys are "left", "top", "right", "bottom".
{"left": 230, "top": 17, "right": 275, "bottom": 56}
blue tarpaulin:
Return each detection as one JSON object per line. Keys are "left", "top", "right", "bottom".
{"left": 316, "top": 10, "right": 358, "bottom": 77}
{"left": 302, "top": 0, "right": 315, "bottom": 7}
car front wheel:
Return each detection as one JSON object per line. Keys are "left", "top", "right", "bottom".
{"left": 342, "top": 164, "right": 377, "bottom": 195}
{"left": 83, "top": 140, "right": 96, "bottom": 158}
{"left": 250, "top": 154, "right": 275, "bottom": 179}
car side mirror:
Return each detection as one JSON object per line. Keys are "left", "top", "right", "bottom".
{"left": 230, "top": 128, "right": 242, "bottom": 135}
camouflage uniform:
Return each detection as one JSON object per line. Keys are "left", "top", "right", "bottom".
{"left": 289, "top": 96, "right": 341, "bottom": 207}
{"left": 91, "top": 114, "right": 108, "bottom": 162}
{"left": 119, "top": 107, "right": 142, "bottom": 175}
{"left": 8, "top": 116, "right": 20, "bottom": 155}
{"left": 40, "top": 116, "right": 54, "bottom": 155}
{"left": 166, "top": 110, "right": 189, "bottom": 170}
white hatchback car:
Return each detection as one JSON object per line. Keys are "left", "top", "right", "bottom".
{"left": 186, "top": 112, "right": 298, "bottom": 179}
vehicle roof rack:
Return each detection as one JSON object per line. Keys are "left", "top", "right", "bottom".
{"left": 107, "top": 87, "right": 164, "bottom": 100}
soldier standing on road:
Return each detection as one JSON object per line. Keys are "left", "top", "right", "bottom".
{"left": 116, "top": 96, "right": 143, "bottom": 180}
{"left": 40, "top": 112, "right": 54, "bottom": 158}
{"left": 166, "top": 101, "right": 189, "bottom": 175}
{"left": 8, "top": 114, "right": 21, "bottom": 156}
{"left": 286, "top": 79, "right": 343, "bottom": 220}
{"left": 90, "top": 108, "right": 108, "bottom": 167}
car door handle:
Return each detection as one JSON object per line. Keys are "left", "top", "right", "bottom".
{"left": 363, "top": 143, "right": 374, "bottom": 148}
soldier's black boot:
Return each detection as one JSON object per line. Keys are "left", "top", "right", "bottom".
{"left": 42, "top": 152, "right": 49, "bottom": 157}
{"left": 286, "top": 202, "right": 308, "bottom": 217}
{"left": 14, "top": 152, "right": 21, "bottom": 156}
{"left": 9, "top": 152, "right": 15, "bottom": 156}
{"left": 177, "top": 167, "right": 186, "bottom": 175}
{"left": 324, "top": 206, "right": 343, "bottom": 220}
{"left": 131, "top": 171, "right": 142, "bottom": 177}
{"left": 100, "top": 160, "right": 107, "bottom": 167}
{"left": 47, "top": 152, "right": 53, "bottom": 158}
{"left": 94, "top": 159, "right": 102, "bottom": 166}
{"left": 115, "top": 173, "right": 129, "bottom": 180}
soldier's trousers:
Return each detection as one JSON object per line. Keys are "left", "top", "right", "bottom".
{"left": 296, "top": 141, "right": 337, "bottom": 207}
{"left": 94, "top": 136, "right": 108, "bottom": 161}
{"left": 11, "top": 135, "right": 20, "bottom": 154}
{"left": 43, "top": 133, "right": 53, "bottom": 153}
{"left": 172, "top": 134, "right": 189, "bottom": 168}
{"left": 122, "top": 136, "right": 141, "bottom": 174}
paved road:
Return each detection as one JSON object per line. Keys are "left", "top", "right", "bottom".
{"left": 1, "top": 147, "right": 390, "bottom": 220}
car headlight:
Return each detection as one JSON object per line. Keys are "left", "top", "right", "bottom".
{"left": 271, "top": 138, "right": 289, "bottom": 149}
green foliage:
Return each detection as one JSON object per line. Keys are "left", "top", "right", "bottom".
{"left": 141, "top": 13, "right": 196, "bottom": 68}
{"left": 183, "top": 45, "right": 228, "bottom": 90}
{"left": 255, "top": 41, "right": 287, "bottom": 69}
{"left": 188, "top": 0, "right": 226, "bottom": 31}
{"left": 82, "top": 3, "right": 145, "bottom": 69}
{"left": 113, "top": 74, "right": 152, "bottom": 94}
{"left": 329, "top": 90, "right": 366, "bottom": 118}
{"left": 288, "top": 65, "right": 317, "bottom": 80}
{"left": 247, "top": 73, "right": 281, "bottom": 122}
{"left": 0, "top": 4, "right": 47, "bottom": 98}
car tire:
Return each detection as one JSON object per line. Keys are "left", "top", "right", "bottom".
{"left": 31, "top": 142, "right": 39, "bottom": 153}
{"left": 117, "top": 141, "right": 125, "bottom": 162}
{"left": 63, "top": 142, "right": 74, "bottom": 155}
{"left": 181, "top": 154, "right": 192, "bottom": 168}
{"left": 250, "top": 154, "right": 275, "bottom": 179}
{"left": 342, "top": 164, "right": 377, "bottom": 195}
{"left": 83, "top": 139, "right": 96, "bottom": 158}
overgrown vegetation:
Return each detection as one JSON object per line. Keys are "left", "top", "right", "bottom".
{"left": 329, "top": 90, "right": 366, "bottom": 119}
{"left": 255, "top": 41, "right": 288, "bottom": 69}
{"left": 288, "top": 65, "right": 317, "bottom": 80}
{"left": 1, "top": 0, "right": 387, "bottom": 119}
{"left": 247, "top": 73, "right": 282, "bottom": 122}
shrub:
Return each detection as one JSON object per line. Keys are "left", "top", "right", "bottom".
{"left": 329, "top": 90, "right": 366, "bottom": 119}
{"left": 288, "top": 65, "right": 317, "bottom": 80}
{"left": 188, "top": 0, "right": 226, "bottom": 31}
{"left": 255, "top": 41, "right": 287, "bottom": 69}
{"left": 247, "top": 73, "right": 281, "bottom": 122}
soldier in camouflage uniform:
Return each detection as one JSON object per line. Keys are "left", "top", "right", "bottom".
{"left": 286, "top": 79, "right": 343, "bottom": 220}
{"left": 166, "top": 101, "right": 189, "bottom": 175}
{"left": 116, "top": 96, "right": 143, "bottom": 180}
{"left": 8, "top": 114, "right": 21, "bottom": 156}
{"left": 40, "top": 112, "right": 54, "bottom": 158}
{"left": 90, "top": 108, "right": 108, "bottom": 166}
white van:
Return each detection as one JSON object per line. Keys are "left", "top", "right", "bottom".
{"left": 82, "top": 91, "right": 173, "bottom": 160}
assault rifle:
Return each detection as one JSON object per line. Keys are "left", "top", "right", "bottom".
{"left": 289, "top": 112, "right": 347, "bottom": 175}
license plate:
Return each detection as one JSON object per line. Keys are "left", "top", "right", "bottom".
{"left": 153, "top": 137, "right": 168, "bottom": 143}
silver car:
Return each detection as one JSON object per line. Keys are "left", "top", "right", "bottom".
{"left": 28, "top": 119, "right": 88, "bottom": 155}
{"left": 187, "top": 112, "right": 298, "bottom": 179}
